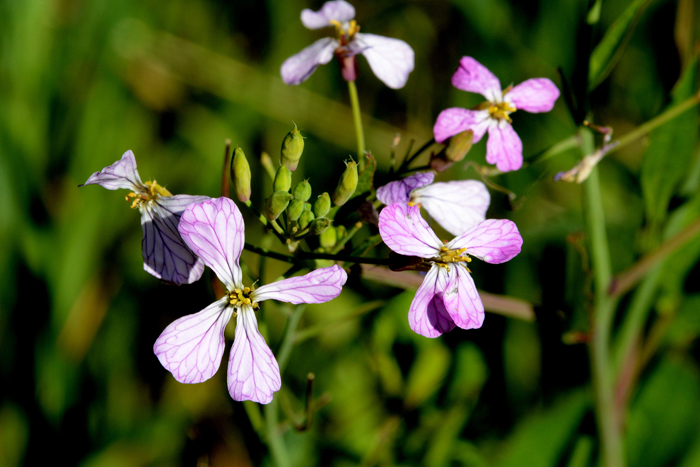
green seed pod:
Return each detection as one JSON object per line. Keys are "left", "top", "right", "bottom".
{"left": 299, "top": 210, "right": 315, "bottom": 230}
{"left": 280, "top": 125, "right": 304, "bottom": 171}
{"left": 287, "top": 198, "right": 304, "bottom": 221}
{"left": 292, "top": 180, "right": 312, "bottom": 201}
{"left": 265, "top": 191, "right": 293, "bottom": 221}
{"left": 333, "top": 160, "right": 358, "bottom": 206}
{"left": 310, "top": 217, "right": 331, "bottom": 235}
{"left": 273, "top": 166, "right": 292, "bottom": 192}
{"left": 319, "top": 226, "right": 337, "bottom": 249}
{"left": 313, "top": 192, "right": 331, "bottom": 217}
{"left": 230, "top": 147, "right": 251, "bottom": 202}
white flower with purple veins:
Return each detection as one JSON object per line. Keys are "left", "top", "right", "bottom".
{"left": 378, "top": 203, "right": 522, "bottom": 338}
{"left": 433, "top": 57, "right": 560, "bottom": 172}
{"left": 281, "top": 0, "right": 414, "bottom": 89}
{"left": 80, "top": 150, "right": 209, "bottom": 285}
{"left": 154, "top": 197, "right": 347, "bottom": 404}
{"left": 376, "top": 172, "right": 490, "bottom": 236}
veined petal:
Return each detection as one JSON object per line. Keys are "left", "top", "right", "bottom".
{"left": 486, "top": 122, "right": 523, "bottom": 172}
{"left": 227, "top": 305, "right": 281, "bottom": 404}
{"left": 443, "top": 265, "right": 484, "bottom": 329}
{"left": 413, "top": 180, "right": 490, "bottom": 236}
{"left": 408, "top": 265, "right": 455, "bottom": 337}
{"left": 447, "top": 219, "right": 523, "bottom": 264}
{"left": 505, "top": 78, "right": 559, "bottom": 113}
{"left": 141, "top": 195, "right": 209, "bottom": 285}
{"left": 154, "top": 297, "right": 232, "bottom": 384}
{"left": 354, "top": 33, "right": 414, "bottom": 89}
{"left": 451, "top": 57, "right": 502, "bottom": 102}
{"left": 281, "top": 38, "right": 338, "bottom": 85}
{"left": 378, "top": 203, "right": 443, "bottom": 258}
{"left": 79, "top": 150, "right": 143, "bottom": 191}
{"left": 252, "top": 265, "right": 347, "bottom": 304}
{"left": 178, "top": 197, "right": 245, "bottom": 289}
{"left": 376, "top": 172, "right": 435, "bottom": 205}
{"left": 301, "top": 0, "right": 355, "bottom": 29}
{"left": 433, "top": 108, "right": 491, "bottom": 144}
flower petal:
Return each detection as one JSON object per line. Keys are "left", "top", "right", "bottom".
{"left": 486, "top": 122, "right": 523, "bottom": 172}
{"left": 154, "top": 297, "right": 232, "bottom": 384}
{"left": 378, "top": 203, "right": 443, "bottom": 258}
{"left": 281, "top": 37, "right": 338, "bottom": 85}
{"left": 141, "top": 195, "right": 209, "bottom": 285}
{"left": 408, "top": 265, "right": 455, "bottom": 337}
{"left": 79, "top": 150, "right": 143, "bottom": 191}
{"left": 227, "top": 305, "right": 281, "bottom": 404}
{"left": 505, "top": 78, "right": 559, "bottom": 113}
{"left": 451, "top": 57, "right": 502, "bottom": 102}
{"left": 443, "top": 265, "right": 484, "bottom": 329}
{"left": 178, "top": 197, "right": 245, "bottom": 289}
{"left": 301, "top": 0, "right": 355, "bottom": 29}
{"left": 413, "top": 180, "right": 490, "bottom": 236}
{"left": 376, "top": 172, "right": 435, "bottom": 205}
{"left": 252, "top": 265, "right": 347, "bottom": 304}
{"left": 447, "top": 219, "right": 523, "bottom": 264}
{"left": 354, "top": 33, "right": 414, "bottom": 89}
{"left": 433, "top": 108, "right": 491, "bottom": 144}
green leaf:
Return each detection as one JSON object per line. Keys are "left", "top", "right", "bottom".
{"left": 588, "top": 0, "right": 653, "bottom": 89}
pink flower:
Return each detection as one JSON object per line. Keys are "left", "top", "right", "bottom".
{"left": 154, "top": 197, "right": 347, "bottom": 404}
{"left": 376, "top": 172, "right": 490, "bottom": 236}
{"left": 433, "top": 57, "right": 560, "bottom": 172}
{"left": 378, "top": 203, "right": 522, "bottom": 337}
{"left": 280, "top": 0, "right": 414, "bottom": 89}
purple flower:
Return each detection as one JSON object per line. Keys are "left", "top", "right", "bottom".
{"left": 376, "top": 172, "right": 491, "bottom": 236}
{"left": 281, "top": 0, "right": 414, "bottom": 89}
{"left": 433, "top": 57, "right": 560, "bottom": 172}
{"left": 154, "top": 197, "right": 347, "bottom": 404}
{"left": 80, "top": 150, "right": 209, "bottom": 285}
{"left": 378, "top": 203, "right": 522, "bottom": 337}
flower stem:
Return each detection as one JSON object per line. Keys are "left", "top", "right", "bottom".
{"left": 347, "top": 80, "right": 365, "bottom": 157}
{"left": 330, "top": 221, "right": 363, "bottom": 254}
{"left": 243, "top": 242, "right": 391, "bottom": 266}
{"left": 264, "top": 399, "right": 291, "bottom": 467}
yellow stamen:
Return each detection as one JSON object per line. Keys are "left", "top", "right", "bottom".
{"left": 329, "top": 19, "right": 342, "bottom": 29}
{"left": 488, "top": 102, "right": 517, "bottom": 123}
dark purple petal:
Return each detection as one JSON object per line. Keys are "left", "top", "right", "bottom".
{"left": 80, "top": 150, "right": 143, "bottom": 191}
{"left": 354, "top": 33, "right": 414, "bottom": 89}
{"left": 154, "top": 297, "right": 232, "bottom": 384}
{"left": 447, "top": 219, "right": 523, "bottom": 264}
{"left": 301, "top": 0, "right": 355, "bottom": 29}
{"left": 280, "top": 38, "right": 338, "bottom": 85}
{"left": 408, "top": 265, "right": 455, "bottom": 337}
{"left": 178, "top": 197, "right": 245, "bottom": 289}
{"left": 442, "top": 265, "right": 484, "bottom": 329}
{"left": 376, "top": 172, "right": 435, "bottom": 205}
{"left": 252, "top": 265, "right": 347, "bottom": 304}
{"left": 413, "top": 180, "right": 490, "bottom": 236}
{"left": 227, "top": 305, "right": 281, "bottom": 404}
{"left": 486, "top": 122, "right": 523, "bottom": 172}
{"left": 433, "top": 108, "right": 491, "bottom": 144}
{"left": 378, "top": 203, "right": 443, "bottom": 258}
{"left": 505, "top": 78, "right": 559, "bottom": 113}
{"left": 451, "top": 57, "right": 502, "bottom": 102}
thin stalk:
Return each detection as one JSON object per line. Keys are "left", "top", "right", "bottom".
{"left": 244, "top": 200, "right": 286, "bottom": 238}
{"left": 330, "top": 221, "right": 362, "bottom": 254}
{"left": 398, "top": 138, "right": 435, "bottom": 173}
{"left": 277, "top": 305, "right": 306, "bottom": 372}
{"left": 347, "top": 80, "right": 365, "bottom": 157}
{"left": 221, "top": 139, "right": 231, "bottom": 197}
{"left": 243, "top": 242, "right": 391, "bottom": 266}
{"left": 264, "top": 399, "right": 291, "bottom": 467}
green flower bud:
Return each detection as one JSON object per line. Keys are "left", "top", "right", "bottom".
{"left": 273, "top": 165, "right": 292, "bottom": 192}
{"left": 304, "top": 202, "right": 312, "bottom": 211}
{"left": 445, "top": 130, "right": 473, "bottom": 162}
{"left": 310, "top": 217, "right": 331, "bottom": 235}
{"left": 265, "top": 191, "right": 294, "bottom": 220}
{"left": 313, "top": 192, "right": 331, "bottom": 217}
{"left": 336, "top": 225, "right": 347, "bottom": 240}
{"left": 292, "top": 180, "right": 312, "bottom": 201}
{"left": 230, "top": 147, "right": 251, "bottom": 202}
{"left": 333, "top": 160, "right": 358, "bottom": 206}
{"left": 287, "top": 198, "right": 304, "bottom": 221}
{"left": 319, "top": 226, "right": 337, "bottom": 249}
{"left": 299, "top": 210, "right": 315, "bottom": 230}
{"left": 280, "top": 125, "right": 304, "bottom": 171}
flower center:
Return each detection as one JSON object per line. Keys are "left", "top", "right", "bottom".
{"left": 228, "top": 287, "right": 259, "bottom": 309}
{"left": 329, "top": 19, "right": 360, "bottom": 45}
{"left": 487, "top": 101, "right": 517, "bottom": 123}
{"left": 434, "top": 247, "right": 472, "bottom": 272}
{"left": 125, "top": 180, "right": 172, "bottom": 210}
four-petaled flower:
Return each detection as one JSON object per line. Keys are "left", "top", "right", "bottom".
{"left": 281, "top": 0, "right": 414, "bottom": 89}
{"left": 378, "top": 203, "right": 522, "bottom": 337}
{"left": 433, "top": 57, "right": 560, "bottom": 172}
{"left": 154, "top": 197, "right": 347, "bottom": 404}
{"left": 376, "top": 172, "right": 490, "bottom": 236}
{"left": 80, "top": 150, "right": 209, "bottom": 285}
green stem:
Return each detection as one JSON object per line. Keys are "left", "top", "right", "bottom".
{"left": 244, "top": 200, "right": 286, "bottom": 238}
{"left": 330, "top": 222, "right": 362, "bottom": 254}
{"left": 276, "top": 305, "right": 306, "bottom": 372}
{"left": 264, "top": 399, "right": 291, "bottom": 467}
{"left": 347, "top": 80, "right": 365, "bottom": 157}
{"left": 398, "top": 139, "right": 435, "bottom": 174}
{"left": 243, "top": 242, "right": 391, "bottom": 266}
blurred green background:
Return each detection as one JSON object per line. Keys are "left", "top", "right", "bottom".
{"left": 1, "top": 0, "right": 700, "bottom": 465}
